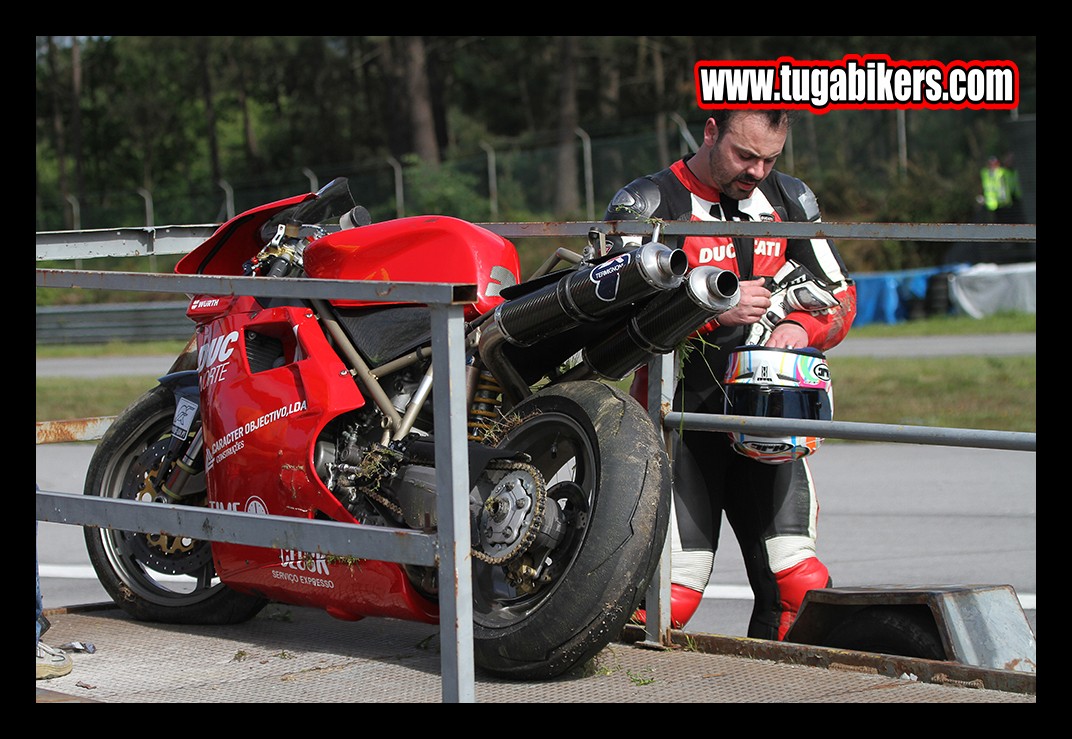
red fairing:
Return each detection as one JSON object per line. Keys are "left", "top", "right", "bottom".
{"left": 194, "top": 305, "right": 438, "bottom": 623}
{"left": 175, "top": 192, "right": 312, "bottom": 276}
{"left": 303, "top": 215, "right": 521, "bottom": 319}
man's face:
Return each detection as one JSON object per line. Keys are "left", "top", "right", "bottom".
{"left": 708, "top": 112, "right": 788, "bottom": 200}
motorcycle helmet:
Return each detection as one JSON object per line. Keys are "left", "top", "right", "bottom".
{"left": 723, "top": 346, "right": 832, "bottom": 464}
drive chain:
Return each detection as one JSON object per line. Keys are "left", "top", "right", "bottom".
{"left": 470, "top": 459, "right": 547, "bottom": 566}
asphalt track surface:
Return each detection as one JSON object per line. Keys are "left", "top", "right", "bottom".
{"left": 36, "top": 332, "right": 1036, "bottom": 639}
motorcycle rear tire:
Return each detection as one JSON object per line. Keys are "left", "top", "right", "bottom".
{"left": 83, "top": 385, "right": 268, "bottom": 625}
{"left": 471, "top": 380, "right": 671, "bottom": 679}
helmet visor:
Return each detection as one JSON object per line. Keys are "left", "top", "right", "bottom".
{"left": 724, "top": 384, "right": 832, "bottom": 422}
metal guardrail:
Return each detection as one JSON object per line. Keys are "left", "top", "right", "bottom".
{"left": 36, "top": 301, "right": 192, "bottom": 344}
{"left": 36, "top": 218, "right": 1037, "bottom": 701}
{"left": 666, "top": 413, "right": 1036, "bottom": 452}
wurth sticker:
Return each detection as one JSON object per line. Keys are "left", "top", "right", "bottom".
{"left": 694, "top": 55, "right": 1019, "bottom": 113}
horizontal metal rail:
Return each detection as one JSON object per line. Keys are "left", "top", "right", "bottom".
{"left": 35, "top": 221, "right": 1038, "bottom": 262}
{"left": 36, "top": 417, "right": 116, "bottom": 445}
{"left": 35, "top": 412, "right": 1038, "bottom": 453}
{"left": 664, "top": 413, "right": 1037, "bottom": 452}
{"left": 491, "top": 220, "right": 1038, "bottom": 242}
{"left": 36, "top": 225, "right": 219, "bottom": 261}
{"left": 36, "top": 490, "right": 439, "bottom": 566}
{"left": 35, "top": 268, "right": 476, "bottom": 305}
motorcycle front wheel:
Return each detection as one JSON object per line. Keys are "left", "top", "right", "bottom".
{"left": 472, "top": 380, "right": 671, "bottom": 679}
{"left": 83, "top": 385, "right": 268, "bottom": 624}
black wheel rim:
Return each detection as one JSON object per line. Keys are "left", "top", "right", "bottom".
{"left": 472, "top": 407, "right": 596, "bottom": 627}
{"left": 90, "top": 406, "right": 223, "bottom": 607}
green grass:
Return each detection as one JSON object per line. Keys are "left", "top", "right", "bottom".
{"left": 36, "top": 312, "right": 1035, "bottom": 433}
{"left": 36, "top": 339, "right": 192, "bottom": 359}
{"left": 847, "top": 311, "right": 1034, "bottom": 338}
{"left": 832, "top": 355, "right": 1035, "bottom": 433}
{"left": 37, "top": 376, "right": 161, "bottom": 423}
{"left": 836, "top": 311, "right": 1035, "bottom": 433}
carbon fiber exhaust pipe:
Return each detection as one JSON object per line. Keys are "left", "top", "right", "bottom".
{"left": 493, "top": 242, "right": 687, "bottom": 347}
{"left": 563, "top": 266, "right": 740, "bottom": 381}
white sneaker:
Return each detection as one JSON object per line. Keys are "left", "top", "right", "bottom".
{"left": 36, "top": 641, "right": 73, "bottom": 680}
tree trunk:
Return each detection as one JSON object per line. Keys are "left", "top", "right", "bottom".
{"left": 46, "top": 37, "right": 71, "bottom": 228}
{"left": 237, "top": 50, "right": 261, "bottom": 173}
{"left": 596, "top": 38, "right": 624, "bottom": 204}
{"left": 403, "top": 36, "right": 440, "bottom": 167}
{"left": 649, "top": 38, "right": 670, "bottom": 169}
{"left": 198, "top": 38, "right": 222, "bottom": 188}
{"left": 554, "top": 36, "right": 580, "bottom": 217}
{"left": 70, "top": 37, "right": 85, "bottom": 205}
{"left": 377, "top": 37, "right": 409, "bottom": 160}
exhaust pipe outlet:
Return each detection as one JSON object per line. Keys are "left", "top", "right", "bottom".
{"left": 565, "top": 267, "right": 740, "bottom": 381}
{"left": 493, "top": 242, "right": 687, "bottom": 347}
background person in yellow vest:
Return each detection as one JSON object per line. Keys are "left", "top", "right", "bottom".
{"left": 980, "top": 154, "right": 1021, "bottom": 224}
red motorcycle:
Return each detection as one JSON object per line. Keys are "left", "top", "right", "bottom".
{"left": 82, "top": 178, "right": 739, "bottom": 679}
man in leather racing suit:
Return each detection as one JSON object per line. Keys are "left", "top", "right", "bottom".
{"left": 604, "top": 110, "right": 857, "bottom": 640}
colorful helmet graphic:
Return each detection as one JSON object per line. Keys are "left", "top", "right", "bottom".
{"left": 723, "top": 346, "right": 832, "bottom": 464}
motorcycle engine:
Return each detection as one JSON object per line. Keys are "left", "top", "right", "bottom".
{"left": 311, "top": 361, "right": 568, "bottom": 601}
{"left": 312, "top": 367, "right": 431, "bottom": 527}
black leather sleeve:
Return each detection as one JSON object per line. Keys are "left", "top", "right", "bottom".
{"left": 770, "top": 171, "right": 851, "bottom": 284}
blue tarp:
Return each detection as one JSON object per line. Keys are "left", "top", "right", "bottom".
{"left": 852, "top": 264, "right": 970, "bottom": 326}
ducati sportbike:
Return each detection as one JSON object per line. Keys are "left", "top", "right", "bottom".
{"left": 83, "top": 178, "right": 739, "bottom": 679}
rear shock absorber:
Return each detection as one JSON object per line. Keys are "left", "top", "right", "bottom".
{"left": 468, "top": 370, "right": 503, "bottom": 442}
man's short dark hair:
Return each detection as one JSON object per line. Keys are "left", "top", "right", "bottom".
{"left": 711, "top": 109, "right": 797, "bottom": 141}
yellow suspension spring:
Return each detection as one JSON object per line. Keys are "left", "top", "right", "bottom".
{"left": 468, "top": 370, "right": 503, "bottom": 442}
